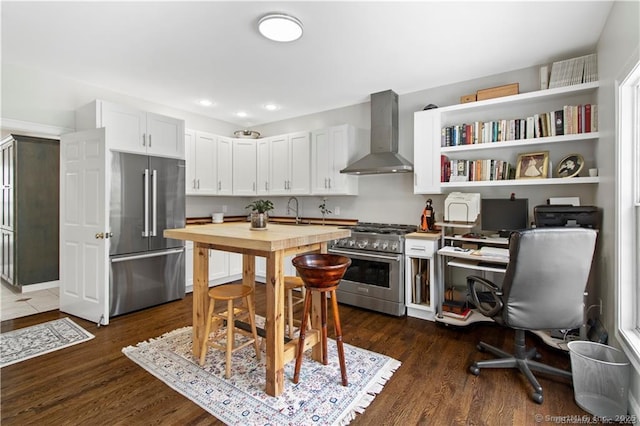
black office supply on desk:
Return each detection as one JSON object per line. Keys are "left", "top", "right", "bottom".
{"left": 533, "top": 205, "right": 601, "bottom": 229}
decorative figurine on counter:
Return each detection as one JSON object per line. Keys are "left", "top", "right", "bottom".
{"left": 420, "top": 199, "right": 435, "bottom": 232}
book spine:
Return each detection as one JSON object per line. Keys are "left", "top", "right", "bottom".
{"left": 585, "top": 104, "right": 592, "bottom": 133}
{"left": 554, "top": 110, "right": 564, "bottom": 136}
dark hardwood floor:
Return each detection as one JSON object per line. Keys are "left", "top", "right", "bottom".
{"left": 1, "top": 283, "right": 594, "bottom": 425}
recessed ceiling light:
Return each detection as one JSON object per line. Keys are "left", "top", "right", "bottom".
{"left": 258, "top": 13, "right": 303, "bottom": 42}
{"left": 236, "top": 111, "right": 248, "bottom": 118}
{"left": 199, "top": 99, "right": 213, "bottom": 107}
{"left": 264, "top": 103, "right": 279, "bottom": 111}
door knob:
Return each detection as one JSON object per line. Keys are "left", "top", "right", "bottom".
{"left": 95, "top": 232, "right": 104, "bottom": 239}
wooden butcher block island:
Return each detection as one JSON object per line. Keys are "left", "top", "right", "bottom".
{"left": 165, "top": 222, "right": 350, "bottom": 396}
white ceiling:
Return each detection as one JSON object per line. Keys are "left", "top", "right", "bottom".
{"left": 1, "top": 1, "right": 613, "bottom": 127}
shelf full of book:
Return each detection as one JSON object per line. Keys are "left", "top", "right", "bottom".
{"left": 414, "top": 81, "right": 599, "bottom": 194}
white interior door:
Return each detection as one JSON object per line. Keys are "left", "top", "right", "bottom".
{"left": 59, "top": 128, "right": 109, "bottom": 325}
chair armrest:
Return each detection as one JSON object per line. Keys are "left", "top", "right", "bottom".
{"left": 467, "top": 275, "right": 503, "bottom": 318}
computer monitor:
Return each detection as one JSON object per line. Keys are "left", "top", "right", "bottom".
{"left": 481, "top": 198, "right": 529, "bottom": 238}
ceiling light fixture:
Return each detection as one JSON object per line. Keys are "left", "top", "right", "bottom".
{"left": 258, "top": 13, "right": 303, "bottom": 42}
{"left": 199, "top": 99, "right": 213, "bottom": 107}
{"left": 264, "top": 103, "right": 279, "bottom": 111}
{"left": 236, "top": 111, "right": 248, "bottom": 118}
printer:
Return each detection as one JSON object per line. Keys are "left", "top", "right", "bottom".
{"left": 534, "top": 205, "right": 601, "bottom": 229}
{"left": 444, "top": 192, "right": 481, "bottom": 223}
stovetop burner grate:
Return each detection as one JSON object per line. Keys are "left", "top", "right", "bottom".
{"left": 345, "top": 222, "right": 417, "bottom": 235}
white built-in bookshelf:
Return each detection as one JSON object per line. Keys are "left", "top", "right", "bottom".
{"left": 413, "top": 81, "right": 599, "bottom": 193}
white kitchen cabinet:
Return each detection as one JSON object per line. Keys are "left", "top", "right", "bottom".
{"left": 405, "top": 235, "right": 439, "bottom": 321}
{"left": 414, "top": 82, "right": 600, "bottom": 194}
{"left": 185, "top": 131, "right": 232, "bottom": 195}
{"left": 232, "top": 139, "right": 258, "bottom": 195}
{"left": 75, "top": 100, "right": 184, "bottom": 159}
{"left": 185, "top": 241, "right": 243, "bottom": 291}
{"left": 269, "top": 131, "right": 310, "bottom": 195}
{"left": 255, "top": 254, "right": 296, "bottom": 282}
{"left": 217, "top": 137, "right": 233, "bottom": 195}
{"left": 209, "top": 249, "right": 229, "bottom": 282}
{"left": 256, "top": 139, "right": 270, "bottom": 195}
{"left": 311, "top": 124, "right": 359, "bottom": 195}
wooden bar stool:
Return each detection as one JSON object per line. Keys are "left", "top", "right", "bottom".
{"left": 199, "top": 284, "right": 261, "bottom": 379}
{"left": 285, "top": 276, "right": 310, "bottom": 339}
{"left": 291, "top": 254, "right": 352, "bottom": 386}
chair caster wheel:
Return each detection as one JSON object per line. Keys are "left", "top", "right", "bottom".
{"left": 469, "top": 365, "right": 480, "bottom": 376}
{"left": 532, "top": 392, "right": 543, "bottom": 404}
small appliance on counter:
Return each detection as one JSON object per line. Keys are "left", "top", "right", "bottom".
{"left": 211, "top": 212, "right": 224, "bottom": 223}
{"left": 444, "top": 192, "right": 480, "bottom": 223}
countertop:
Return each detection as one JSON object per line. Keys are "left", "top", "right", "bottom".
{"left": 186, "top": 215, "right": 358, "bottom": 227}
{"left": 165, "top": 222, "right": 351, "bottom": 252}
{"left": 406, "top": 231, "right": 441, "bottom": 240}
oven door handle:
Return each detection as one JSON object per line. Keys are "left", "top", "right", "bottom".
{"left": 329, "top": 248, "right": 402, "bottom": 262}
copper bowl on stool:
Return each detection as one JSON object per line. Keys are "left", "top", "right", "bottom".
{"left": 291, "top": 254, "right": 351, "bottom": 288}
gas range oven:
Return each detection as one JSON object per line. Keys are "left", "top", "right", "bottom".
{"left": 328, "top": 222, "right": 417, "bottom": 316}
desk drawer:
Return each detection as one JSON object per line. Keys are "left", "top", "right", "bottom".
{"left": 405, "top": 238, "right": 438, "bottom": 257}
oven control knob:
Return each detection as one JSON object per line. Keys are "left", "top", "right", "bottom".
{"left": 357, "top": 240, "right": 369, "bottom": 249}
{"left": 348, "top": 240, "right": 356, "bottom": 247}
{"left": 391, "top": 242, "right": 399, "bottom": 251}
{"left": 381, "top": 241, "right": 389, "bottom": 250}
{"left": 339, "top": 238, "right": 348, "bottom": 246}
{"left": 372, "top": 241, "right": 380, "bottom": 249}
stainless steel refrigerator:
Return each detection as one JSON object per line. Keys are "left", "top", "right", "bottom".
{"left": 108, "top": 152, "right": 185, "bottom": 316}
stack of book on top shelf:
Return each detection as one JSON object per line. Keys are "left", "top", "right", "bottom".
{"left": 442, "top": 299, "right": 472, "bottom": 320}
{"left": 548, "top": 53, "right": 597, "bottom": 89}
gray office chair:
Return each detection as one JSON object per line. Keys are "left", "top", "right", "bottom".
{"left": 467, "top": 227, "right": 597, "bottom": 404}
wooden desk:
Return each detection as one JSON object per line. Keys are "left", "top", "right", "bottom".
{"left": 164, "top": 222, "right": 350, "bottom": 396}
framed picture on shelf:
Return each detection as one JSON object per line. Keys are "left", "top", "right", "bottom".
{"left": 515, "top": 151, "right": 549, "bottom": 179}
{"left": 556, "top": 153, "right": 584, "bottom": 178}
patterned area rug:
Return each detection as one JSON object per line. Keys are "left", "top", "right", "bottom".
{"left": 123, "top": 323, "right": 401, "bottom": 425}
{"left": 0, "top": 317, "right": 95, "bottom": 367}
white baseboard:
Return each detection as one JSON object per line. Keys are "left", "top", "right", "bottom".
{"left": 21, "top": 280, "right": 60, "bottom": 293}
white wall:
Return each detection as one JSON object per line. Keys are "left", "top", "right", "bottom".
{"left": 1, "top": 63, "right": 238, "bottom": 137}
{"left": 596, "top": 0, "right": 640, "bottom": 415}
{"left": 2, "top": 58, "right": 599, "bottom": 225}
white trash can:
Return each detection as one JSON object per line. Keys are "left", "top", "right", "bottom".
{"left": 567, "top": 341, "right": 630, "bottom": 419}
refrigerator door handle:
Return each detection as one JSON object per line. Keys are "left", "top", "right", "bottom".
{"left": 110, "top": 247, "right": 184, "bottom": 263}
{"left": 151, "top": 169, "right": 157, "bottom": 237}
{"left": 142, "top": 168, "right": 149, "bottom": 237}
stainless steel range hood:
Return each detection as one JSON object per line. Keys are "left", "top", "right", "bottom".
{"left": 340, "top": 89, "right": 413, "bottom": 175}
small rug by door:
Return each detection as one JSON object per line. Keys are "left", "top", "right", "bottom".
{"left": 123, "top": 325, "right": 401, "bottom": 425}
{"left": 0, "top": 317, "right": 95, "bottom": 367}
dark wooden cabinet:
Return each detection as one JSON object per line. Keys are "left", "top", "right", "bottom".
{"left": 0, "top": 134, "right": 59, "bottom": 287}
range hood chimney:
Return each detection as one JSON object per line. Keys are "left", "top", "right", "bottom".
{"left": 340, "top": 89, "right": 413, "bottom": 175}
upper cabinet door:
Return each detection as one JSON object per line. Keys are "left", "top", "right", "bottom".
{"left": 311, "top": 124, "right": 358, "bottom": 195}
{"left": 256, "top": 139, "right": 270, "bottom": 195}
{"left": 413, "top": 110, "right": 441, "bottom": 194}
{"left": 184, "top": 130, "right": 197, "bottom": 194}
{"left": 311, "top": 129, "right": 331, "bottom": 193}
{"left": 269, "top": 135, "right": 290, "bottom": 195}
{"left": 194, "top": 132, "right": 218, "bottom": 195}
{"left": 146, "top": 112, "right": 185, "bottom": 159}
{"left": 217, "top": 137, "right": 233, "bottom": 195}
{"left": 232, "top": 139, "right": 256, "bottom": 195}
{"left": 288, "top": 131, "right": 310, "bottom": 194}
{"left": 99, "top": 101, "right": 147, "bottom": 154}
{"left": 75, "top": 100, "right": 184, "bottom": 159}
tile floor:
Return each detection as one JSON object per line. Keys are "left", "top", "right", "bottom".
{"left": 1, "top": 282, "right": 59, "bottom": 321}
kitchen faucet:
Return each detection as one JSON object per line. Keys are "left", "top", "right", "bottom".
{"left": 287, "top": 196, "right": 300, "bottom": 224}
